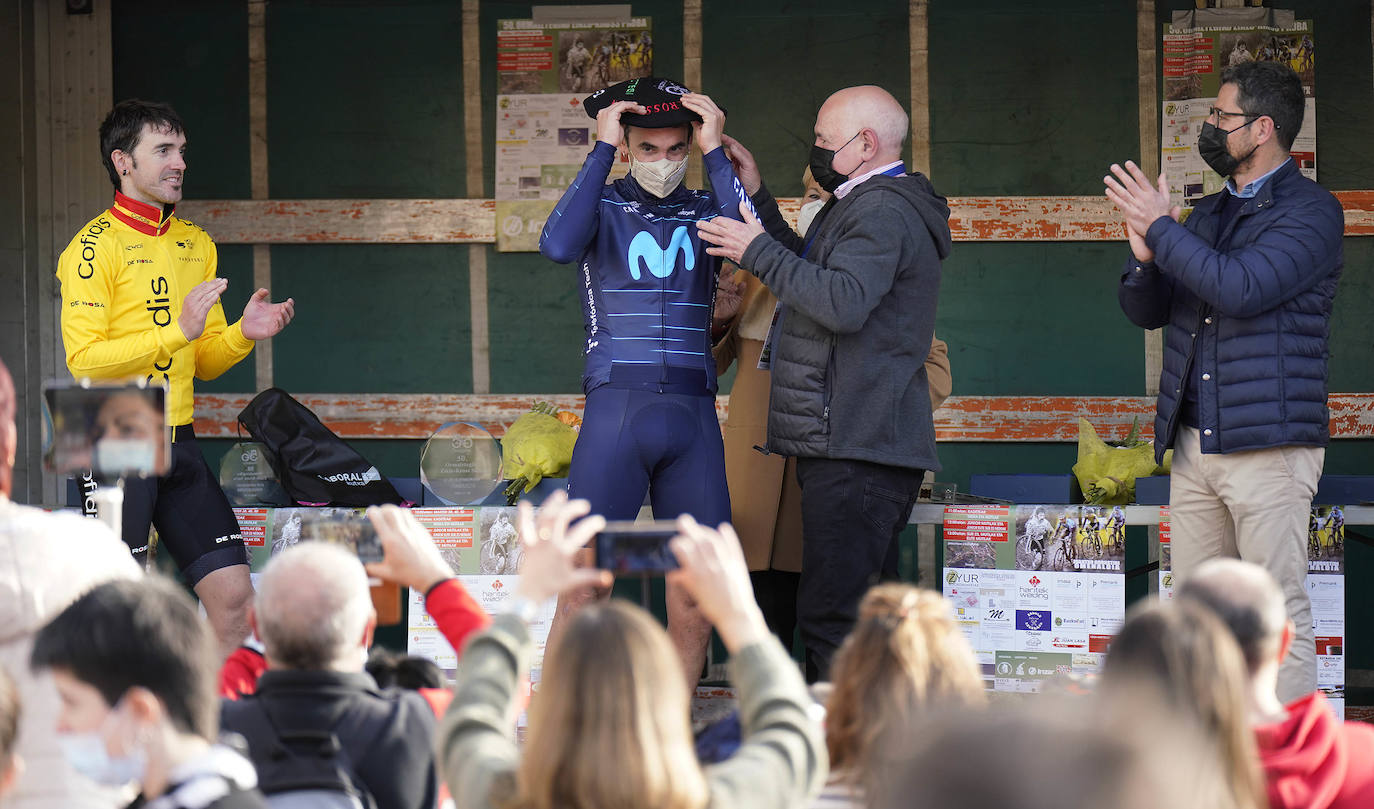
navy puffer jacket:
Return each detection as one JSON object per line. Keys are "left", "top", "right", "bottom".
{"left": 1118, "top": 159, "right": 1343, "bottom": 463}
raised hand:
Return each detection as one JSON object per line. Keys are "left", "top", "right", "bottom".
{"left": 720, "top": 133, "right": 762, "bottom": 195}
{"left": 240, "top": 288, "right": 295, "bottom": 340}
{"left": 364, "top": 504, "right": 454, "bottom": 592}
{"left": 667, "top": 515, "right": 768, "bottom": 651}
{"left": 596, "top": 99, "right": 647, "bottom": 147}
{"left": 681, "top": 93, "right": 727, "bottom": 154}
{"left": 512, "top": 491, "right": 613, "bottom": 604}
{"left": 1104, "top": 161, "right": 1180, "bottom": 263}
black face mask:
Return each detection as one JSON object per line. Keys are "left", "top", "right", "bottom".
{"left": 1197, "top": 119, "right": 1259, "bottom": 177}
{"left": 809, "top": 132, "right": 861, "bottom": 193}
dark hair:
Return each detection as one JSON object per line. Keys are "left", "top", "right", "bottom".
{"left": 0, "top": 665, "right": 18, "bottom": 764}
{"left": 365, "top": 648, "right": 444, "bottom": 690}
{"left": 98, "top": 99, "right": 185, "bottom": 190}
{"left": 1220, "top": 60, "right": 1304, "bottom": 150}
{"left": 30, "top": 577, "right": 218, "bottom": 740}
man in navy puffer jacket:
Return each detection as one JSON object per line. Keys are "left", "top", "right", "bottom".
{"left": 1107, "top": 61, "right": 1342, "bottom": 703}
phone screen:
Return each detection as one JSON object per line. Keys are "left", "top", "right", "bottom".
{"left": 295, "top": 510, "right": 384, "bottom": 564}
{"left": 43, "top": 383, "right": 169, "bottom": 477}
{"left": 594, "top": 521, "right": 680, "bottom": 574}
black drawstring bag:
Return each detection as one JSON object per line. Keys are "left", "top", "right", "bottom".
{"left": 237, "top": 387, "right": 404, "bottom": 507}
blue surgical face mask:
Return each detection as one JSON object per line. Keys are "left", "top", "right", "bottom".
{"left": 58, "top": 705, "right": 147, "bottom": 787}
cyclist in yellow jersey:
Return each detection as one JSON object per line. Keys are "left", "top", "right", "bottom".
{"left": 56, "top": 100, "right": 295, "bottom": 660}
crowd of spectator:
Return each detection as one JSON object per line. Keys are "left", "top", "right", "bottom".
{"left": 3, "top": 356, "right": 1372, "bottom": 809}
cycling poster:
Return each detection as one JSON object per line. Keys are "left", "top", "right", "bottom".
{"left": 944, "top": 504, "right": 1125, "bottom": 693}
{"left": 1157, "top": 504, "right": 1346, "bottom": 716}
{"left": 495, "top": 16, "right": 653, "bottom": 251}
{"left": 1161, "top": 8, "right": 1316, "bottom": 213}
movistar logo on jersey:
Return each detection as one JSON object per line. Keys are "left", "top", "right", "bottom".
{"left": 627, "top": 226, "right": 693, "bottom": 281}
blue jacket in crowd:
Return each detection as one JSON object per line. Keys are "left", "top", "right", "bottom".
{"left": 1118, "top": 159, "right": 1344, "bottom": 462}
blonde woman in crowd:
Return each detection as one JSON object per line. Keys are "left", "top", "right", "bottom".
{"left": 1099, "top": 600, "right": 1269, "bottom": 809}
{"left": 812, "top": 584, "right": 985, "bottom": 808}
{"left": 438, "top": 491, "right": 826, "bottom": 809}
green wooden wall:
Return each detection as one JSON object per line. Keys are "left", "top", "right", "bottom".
{"left": 110, "top": 0, "right": 1373, "bottom": 661}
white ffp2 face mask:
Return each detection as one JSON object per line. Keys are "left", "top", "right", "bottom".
{"left": 630, "top": 155, "right": 689, "bottom": 198}
{"left": 797, "top": 199, "right": 826, "bottom": 237}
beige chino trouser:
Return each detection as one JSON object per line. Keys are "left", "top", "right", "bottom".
{"left": 1168, "top": 426, "right": 1323, "bottom": 704}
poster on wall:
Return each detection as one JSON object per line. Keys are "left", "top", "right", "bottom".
{"left": 228, "top": 506, "right": 555, "bottom": 707}
{"left": 405, "top": 507, "right": 555, "bottom": 691}
{"left": 1161, "top": 9, "right": 1315, "bottom": 213}
{"left": 1156, "top": 504, "right": 1345, "bottom": 716}
{"left": 943, "top": 504, "right": 1125, "bottom": 693}
{"left": 495, "top": 16, "right": 653, "bottom": 251}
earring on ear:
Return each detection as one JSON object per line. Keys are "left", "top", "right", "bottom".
{"left": 122, "top": 169, "right": 128, "bottom": 175}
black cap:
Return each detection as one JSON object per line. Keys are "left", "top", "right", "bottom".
{"left": 582, "top": 77, "right": 725, "bottom": 128}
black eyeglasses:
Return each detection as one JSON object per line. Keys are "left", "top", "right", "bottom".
{"left": 1207, "top": 106, "right": 1261, "bottom": 123}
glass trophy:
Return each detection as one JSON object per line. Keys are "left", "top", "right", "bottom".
{"left": 420, "top": 422, "right": 503, "bottom": 505}
{"left": 218, "top": 441, "right": 291, "bottom": 506}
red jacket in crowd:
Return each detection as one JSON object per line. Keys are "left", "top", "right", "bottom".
{"left": 219, "top": 578, "right": 490, "bottom": 699}
{"left": 1256, "top": 692, "right": 1374, "bottom": 809}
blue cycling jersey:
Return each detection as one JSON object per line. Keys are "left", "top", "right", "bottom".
{"left": 540, "top": 141, "right": 753, "bottom": 396}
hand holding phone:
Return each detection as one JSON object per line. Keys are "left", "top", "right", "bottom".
{"left": 593, "top": 521, "right": 681, "bottom": 574}
{"left": 297, "top": 510, "right": 384, "bottom": 564}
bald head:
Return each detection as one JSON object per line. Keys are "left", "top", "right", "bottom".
{"left": 1174, "top": 559, "right": 1287, "bottom": 675}
{"left": 255, "top": 541, "right": 375, "bottom": 670}
{"left": 817, "top": 85, "right": 909, "bottom": 164}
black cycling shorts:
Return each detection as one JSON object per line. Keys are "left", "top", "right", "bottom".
{"left": 119, "top": 425, "right": 249, "bottom": 585}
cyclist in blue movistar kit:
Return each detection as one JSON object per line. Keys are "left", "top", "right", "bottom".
{"left": 539, "top": 77, "right": 753, "bottom": 685}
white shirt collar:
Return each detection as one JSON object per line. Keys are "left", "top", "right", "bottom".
{"left": 834, "top": 160, "right": 905, "bottom": 199}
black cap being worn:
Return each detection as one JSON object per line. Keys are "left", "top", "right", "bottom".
{"left": 582, "top": 77, "right": 725, "bottom": 128}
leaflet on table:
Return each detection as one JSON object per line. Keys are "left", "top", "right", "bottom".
{"left": 943, "top": 504, "right": 1126, "bottom": 692}
{"left": 494, "top": 16, "right": 652, "bottom": 250}
{"left": 1156, "top": 504, "right": 1346, "bottom": 716}
{"left": 1161, "top": 10, "right": 1316, "bottom": 214}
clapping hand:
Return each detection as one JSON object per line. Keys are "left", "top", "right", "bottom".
{"left": 240, "top": 288, "right": 295, "bottom": 340}
{"left": 1104, "top": 161, "right": 1180, "bottom": 263}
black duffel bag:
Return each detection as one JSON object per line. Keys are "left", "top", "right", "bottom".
{"left": 237, "top": 387, "right": 404, "bottom": 507}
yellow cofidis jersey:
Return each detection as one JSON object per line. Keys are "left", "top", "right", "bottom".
{"left": 56, "top": 191, "right": 254, "bottom": 426}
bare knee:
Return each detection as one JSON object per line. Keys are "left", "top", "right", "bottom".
{"left": 195, "top": 564, "right": 254, "bottom": 631}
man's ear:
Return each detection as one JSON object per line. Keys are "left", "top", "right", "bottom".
{"left": 360, "top": 609, "right": 378, "bottom": 650}
{"left": 246, "top": 604, "right": 260, "bottom": 639}
{"left": 122, "top": 686, "right": 164, "bottom": 725}
{"left": 1255, "top": 115, "right": 1280, "bottom": 146}
{"left": 111, "top": 149, "right": 132, "bottom": 178}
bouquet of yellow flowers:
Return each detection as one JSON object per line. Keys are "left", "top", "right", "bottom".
{"left": 1071, "top": 417, "right": 1171, "bottom": 505}
{"left": 501, "top": 401, "right": 581, "bottom": 504}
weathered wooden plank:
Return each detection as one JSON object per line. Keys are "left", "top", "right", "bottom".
{"left": 179, "top": 194, "right": 1374, "bottom": 244}
{"left": 177, "top": 199, "right": 498, "bottom": 243}
{"left": 909, "top": 0, "right": 931, "bottom": 178}
{"left": 1335, "top": 190, "right": 1374, "bottom": 235}
{"left": 194, "top": 392, "right": 1374, "bottom": 442}
{"left": 947, "top": 196, "right": 1125, "bottom": 241}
